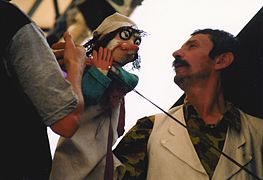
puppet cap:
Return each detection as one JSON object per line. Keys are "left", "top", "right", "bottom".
{"left": 93, "top": 12, "right": 138, "bottom": 36}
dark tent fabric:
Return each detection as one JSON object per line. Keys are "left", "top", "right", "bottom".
{"left": 172, "top": 7, "right": 263, "bottom": 119}
{"left": 223, "top": 7, "right": 263, "bottom": 119}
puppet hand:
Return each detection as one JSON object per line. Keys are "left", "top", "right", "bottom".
{"left": 90, "top": 47, "right": 113, "bottom": 75}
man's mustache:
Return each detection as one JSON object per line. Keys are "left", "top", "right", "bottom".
{"left": 172, "top": 56, "right": 190, "bottom": 68}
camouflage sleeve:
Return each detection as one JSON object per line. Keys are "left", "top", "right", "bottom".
{"left": 113, "top": 115, "right": 155, "bottom": 180}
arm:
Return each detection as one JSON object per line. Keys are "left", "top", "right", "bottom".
{"left": 82, "top": 66, "right": 112, "bottom": 105}
{"left": 108, "top": 65, "right": 139, "bottom": 93}
{"left": 50, "top": 32, "right": 87, "bottom": 137}
{"left": 8, "top": 23, "right": 87, "bottom": 138}
{"left": 113, "top": 115, "right": 154, "bottom": 179}
{"left": 2, "top": 2, "right": 87, "bottom": 138}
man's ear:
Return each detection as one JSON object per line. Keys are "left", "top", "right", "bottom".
{"left": 214, "top": 52, "right": 234, "bottom": 70}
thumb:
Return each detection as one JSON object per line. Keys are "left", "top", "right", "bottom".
{"left": 63, "top": 31, "right": 75, "bottom": 49}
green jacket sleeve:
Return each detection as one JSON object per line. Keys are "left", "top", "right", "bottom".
{"left": 81, "top": 65, "right": 112, "bottom": 105}
{"left": 108, "top": 65, "right": 139, "bottom": 93}
{"left": 81, "top": 65, "right": 139, "bottom": 106}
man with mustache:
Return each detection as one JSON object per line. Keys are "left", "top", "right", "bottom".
{"left": 113, "top": 29, "right": 263, "bottom": 179}
{"left": 50, "top": 12, "right": 145, "bottom": 180}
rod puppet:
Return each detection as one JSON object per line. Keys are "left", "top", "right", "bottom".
{"left": 50, "top": 12, "right": 145, "bottom": 180}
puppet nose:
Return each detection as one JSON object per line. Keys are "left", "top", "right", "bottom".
{"left": 120, "top": 43, "right": 139, "bottom": 52}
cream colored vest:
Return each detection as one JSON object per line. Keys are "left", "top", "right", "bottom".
{"left": 146, "top": 105, "right": 263, "bottom": 180}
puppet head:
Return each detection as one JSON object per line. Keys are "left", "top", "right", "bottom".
{"left": 84, "top": 12, "right": 146, "bottom": 69}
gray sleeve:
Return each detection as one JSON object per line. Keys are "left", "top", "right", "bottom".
{"left": 7, "top": 22, "right": 78, "bottom": 126}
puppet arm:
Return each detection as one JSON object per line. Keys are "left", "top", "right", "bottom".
{"left": 82, "top": 64, "right": 138, "bottom": 106}
{"left": 108, "top": 65, "right": 139, "bottom": 93}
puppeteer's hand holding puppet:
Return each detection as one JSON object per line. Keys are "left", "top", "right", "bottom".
{"left": 50, "top": 13, "right": 145, "bottom": 180}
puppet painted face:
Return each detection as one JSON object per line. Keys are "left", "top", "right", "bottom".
{"left": 106, "top": 27, "right": 141, "bottom": 67}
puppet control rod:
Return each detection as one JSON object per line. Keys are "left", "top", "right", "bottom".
{"left": 132, "top": 88, "right": 262, "bottom": 180}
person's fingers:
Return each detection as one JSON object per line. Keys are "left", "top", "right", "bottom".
{"left": 53, "top": 50, "right": 64, "bottom": 58}
{"left": 63, "top": 31, "right": 71, "bottom": 40}
{"left": 51, "top": 41, "right": 65, "bottom": 50}
{"left": 75, "top": 44, "right": 83, "bottom": 47}
{"left": 63, "top": 31, "right": 75, "bottom": 49}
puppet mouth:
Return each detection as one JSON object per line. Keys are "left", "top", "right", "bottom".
{"left": 127, "top": 51, "right": 136, "bottom": 58}
{"left": 125, "top": 52, "right": 137, "bottom": 62}
{"left": 113, "top": 53, "right": 136, "bottom": 66}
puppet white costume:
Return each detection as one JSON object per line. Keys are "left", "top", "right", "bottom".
{"left": 50, "top": 13, "right": 143, "bottom": 180}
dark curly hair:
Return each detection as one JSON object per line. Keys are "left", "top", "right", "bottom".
{"left": 191, "top": 28, "right": 239, "bottom": 59}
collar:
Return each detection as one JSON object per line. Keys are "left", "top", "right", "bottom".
{"left": 183, "top": 102, "right": 241, "bottom": 132}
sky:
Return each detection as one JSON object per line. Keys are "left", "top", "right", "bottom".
{"left": 48, "top": 0, "right": 263, "bottom": 156}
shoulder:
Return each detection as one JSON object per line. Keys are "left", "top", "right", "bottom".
{"left": 137, "top": 115, "right": 155, "bottom": 124}
{"left": 240, "top": 110, "right": 263, "bottom": 126}
{"left": 239, "top": 109, "right": 263, "bottom": 136}
{"left": 154, "top": 105, "right": 184, "bottom": 122}
{"left": 116, "top": 116, "right": 155, "bottom": 145}
{"left": 136, "top": 105, "right": 184, "bottom": 130}
{"left": 0, "top": 2, "right": 31, "bottom": 31}
{"left": 131, "top": 115, "right": 155, "bottom": 132}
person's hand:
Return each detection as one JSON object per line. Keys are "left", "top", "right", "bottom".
{"left": 50, "top": 32, "right": 88, "bottom": 137}
{"left": 52, "top": 40, "right": 65, "bottom": 68}
{"left": 88, "top": 47, "right": 113, "bottom": 75}
{"left": 52, "top": 31, "right": 88, "bottom": 74}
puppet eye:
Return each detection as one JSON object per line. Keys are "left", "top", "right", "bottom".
{"left": 120, "top": 30, "right": 132, "bottom": 40}
{"left": 134, "top": 38, "right": 141, "bottom": 45}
